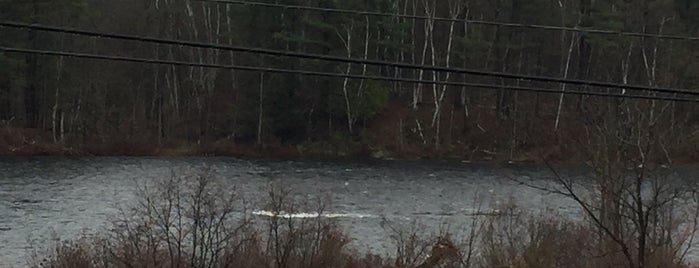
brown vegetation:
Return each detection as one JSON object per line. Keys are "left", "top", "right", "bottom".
{"left": 30, "top": 171, "right": 698, "bottom": 268}
{"left": 3, "top": 106, "right": 690, "bottom": 165}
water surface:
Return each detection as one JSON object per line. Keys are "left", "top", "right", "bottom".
{"left": 0, "top": 157, "right": 695, "bottom": 267}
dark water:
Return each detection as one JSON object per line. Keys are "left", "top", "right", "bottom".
{"left": 0, "top": 157, "right": 696, "bottom": 267}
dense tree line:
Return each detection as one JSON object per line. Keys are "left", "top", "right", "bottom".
{"left": 0, "top": 0, "right": 697, "bottom": 158}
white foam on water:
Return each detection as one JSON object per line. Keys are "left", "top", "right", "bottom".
{"left": 252, "top": 210, "right": 378, "bottom": 219}
{"left": 460, "top": 208, "right": 503, "bottom": 216}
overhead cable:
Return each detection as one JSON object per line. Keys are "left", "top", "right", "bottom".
{"left": 196, "top": 0, "right": 699, "bottom": 41}
{"left": 1, "top": 46, "right": 697, "bottom": 103}
{"left": 1, "top": 21, "right": 697, "bottom": 97}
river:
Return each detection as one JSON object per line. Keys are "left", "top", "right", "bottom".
{"left": 0, "top": 157, "right": 696, "bottom": 267}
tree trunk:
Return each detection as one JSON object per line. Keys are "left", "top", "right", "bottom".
{"left": 225, "top": 4, "right": 238, "bottom": 141}
{"left": 52, "top": 55, "right": 64, "bottom": 144}
{"left": 257, "top": 72, "right": 264, "bottom": 145}
{"left": 356, "top": 16, "right": 370, "bottom": 99}
{"left": 336, "top": 22, "right": 354, "bottom": 134}
{"left": 554, "top": 32, "right": 578, "bottom": 130}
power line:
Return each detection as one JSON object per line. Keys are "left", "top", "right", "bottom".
{"left": 196, "top": 0, "right": 699, "bottom": 41}
{"left": 1, "top": 46, "right": 697, "bottom": 103}
{"left": 1, "top": 21, "right": 697, "bottom": 97}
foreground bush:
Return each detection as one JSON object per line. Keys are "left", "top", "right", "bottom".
{"left": 30, "top": 173, "right": 695, "bottom": 268}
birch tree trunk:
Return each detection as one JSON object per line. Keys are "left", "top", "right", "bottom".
{"left": 336, "top": 22, "right": 354, "bottom": 134}
{"left": 641, "top": 17, "right": 666, "bottom": 124}
{"left": 412, "top": 0, "right": 429, "bottom": 110}
{"left": 356, "top": 16, "right": 370, "bottom": 99}
{"left": 425, "top": 0, "right": 437, "bottom": 128}
{"left": 554, "top": 32, "right": 578, "bottom": 130}
{"left": 431, "top": 0, "right": 462, "bottom": 149}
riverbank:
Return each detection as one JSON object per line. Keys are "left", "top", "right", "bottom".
{"left": 2, "top": 125, "right": 697, "bottom": 164}
{"left": 0, "top": 127, "right": 568, "bottom": 162}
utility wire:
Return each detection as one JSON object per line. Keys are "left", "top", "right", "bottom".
{"left": 1, "top": 21, "right": 697, "bottom": 97}
{"left": 1, "top": 46, "right": 697, "bottom": 103}
{"left": 196, "top": 0, "right": 699, "bottom": 41}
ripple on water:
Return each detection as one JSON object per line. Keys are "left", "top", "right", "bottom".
{"left": 0, "top": 157, "right": 696, "bottom": 268}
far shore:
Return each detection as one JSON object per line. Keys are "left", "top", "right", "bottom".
{"left": 2, "top": 140, "right": 698, "bottom": 167}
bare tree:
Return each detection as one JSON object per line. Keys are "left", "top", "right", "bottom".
{"left": 532, "top": 98, "right": 698, "bottom": 268}
{"left": 336, "top": 20, "right": 355, "bottom": 134}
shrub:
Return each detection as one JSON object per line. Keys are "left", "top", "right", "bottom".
{"left": 31, "top": 172, "right": 697, "bottom": 268}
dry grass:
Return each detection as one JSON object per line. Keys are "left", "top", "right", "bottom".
{"left": 29, "top": 173, "right": 697, "bottom": 268}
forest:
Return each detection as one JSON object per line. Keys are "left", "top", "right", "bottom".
{"left": 0, "top": 0, "right": 698, "bottom": 161}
